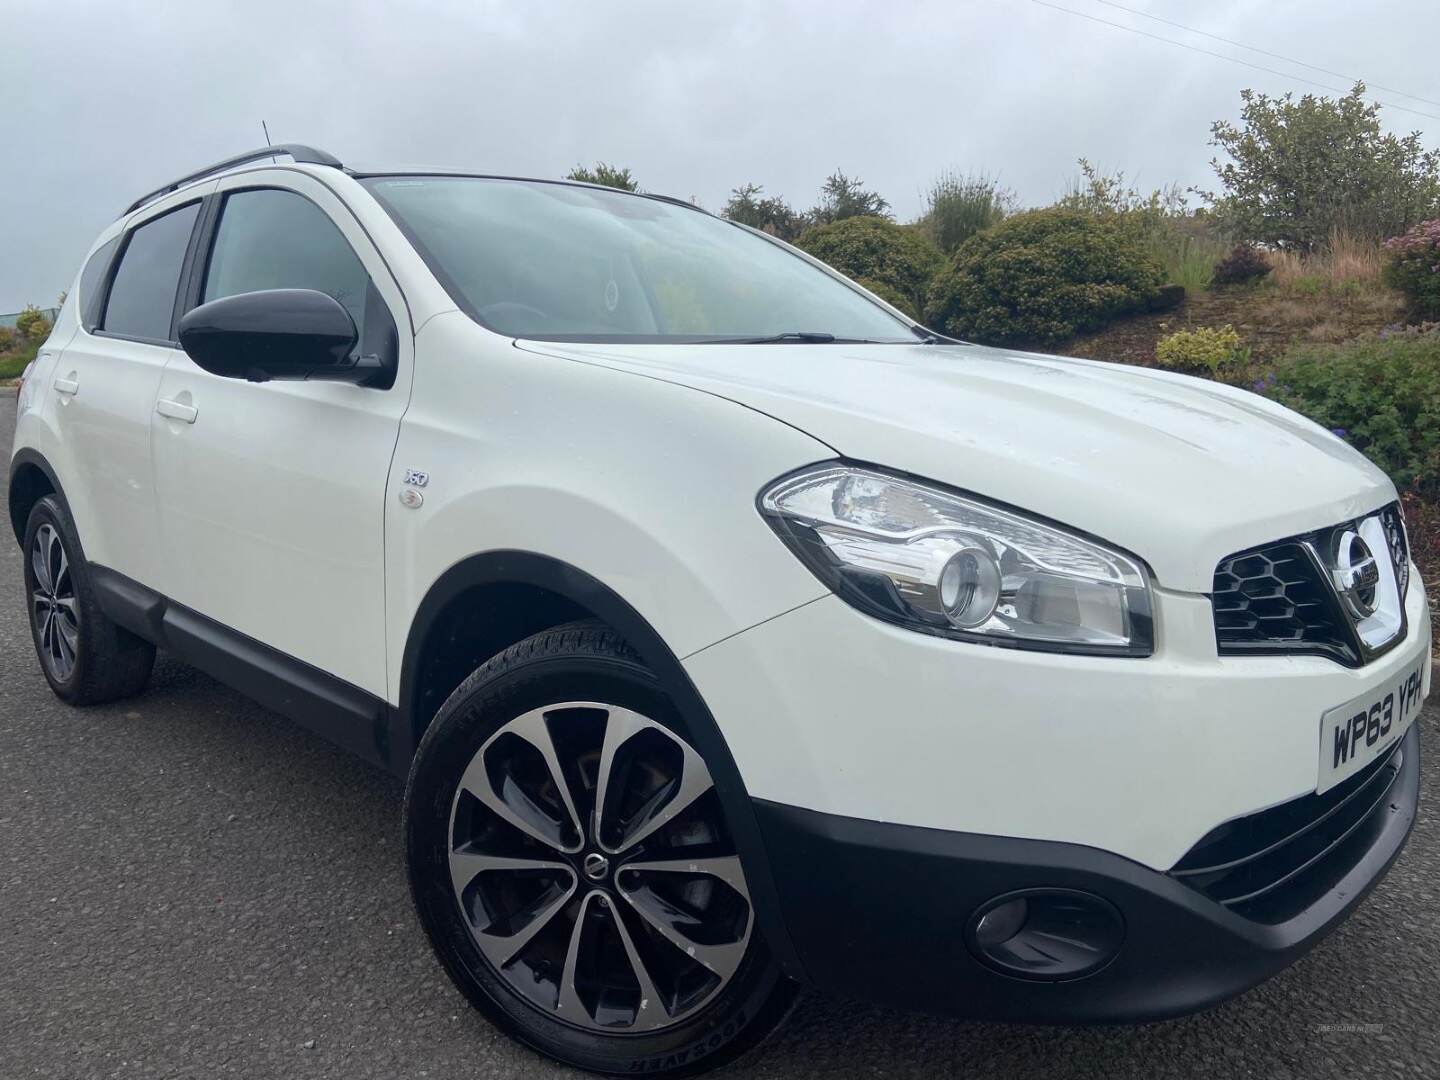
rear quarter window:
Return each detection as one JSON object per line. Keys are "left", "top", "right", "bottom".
{"left": 78, "top": 236, "right": 121, "bottom": 332}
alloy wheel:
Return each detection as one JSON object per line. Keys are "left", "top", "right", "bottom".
{"left": 447, "top": 701, "right": 753, "bottom": 1032}
{"left": 31, "top": 523, "right": 80, "bottom": 681}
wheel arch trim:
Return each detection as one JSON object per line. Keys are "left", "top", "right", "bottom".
{"left": 396, "top": 548, "right": 808, "bottom": 982}
{"left": 9, "top": 448, "right": 68, "bottom": 548}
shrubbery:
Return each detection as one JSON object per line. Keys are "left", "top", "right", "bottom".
{"left": 853, "top": 277, "right": 918, "bottom": 320}
{"left": 1266, "top": 326, "right": 1440, "bottom": 492}
{"left": 722, "top": 183, "right": 805, "bottom": 242}
{"left": 1155, "top": 324, "right": 1246, "bottom": 373}
{"left": 924, "top": 207, "right": 1165, "bottom": 346}
{"left": 1211, "top": 244, "right": 1272, "bottom": 285}
{"left": 14, "top": 304, "right": 51, "bottom": 342}
{"left": 797, "top": 216, "right": 941, "bottom": 314}
{"left": 1382, "top": 219, "right": 1440, "bottom": 318}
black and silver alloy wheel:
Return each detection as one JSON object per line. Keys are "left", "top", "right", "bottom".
{"left": 21, "top": 494, "right": 155, "bottom": 706}
{"left": 30, "top": 522, "right": 80, "bottom": 681}
{"left": 448, "top": 701, "right": 752, "bottom": 1032}
{"left": 406, "top": 623, "right": 795, "bottom": 1076}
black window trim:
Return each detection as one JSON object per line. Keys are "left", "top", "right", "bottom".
{"left": 92, "top": 197, "right": 208, "bottom": 349}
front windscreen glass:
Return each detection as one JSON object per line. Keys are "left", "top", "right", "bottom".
{"left": 362, "top": 176, "right": 916, "bottom": 343}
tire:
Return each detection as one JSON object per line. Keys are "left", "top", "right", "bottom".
{"left": 22, "top": 494, "right": 155, "bottom": 705}
{"left": 404, "top": 621, "right": 796, "bottom": 1076}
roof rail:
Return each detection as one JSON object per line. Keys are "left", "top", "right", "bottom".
{"left": 123, "top": 144, "right": 344, "bottom": 215}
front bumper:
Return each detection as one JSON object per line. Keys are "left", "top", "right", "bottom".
{"left": 685, "top": 578, "right": 1431, "bottom": 869}
{"left": 752, "top": 723, "right": 1420, "bottom": 1021}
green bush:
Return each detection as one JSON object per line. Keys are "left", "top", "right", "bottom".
{"left": 1265, "top": 327, "right": 1440, "bottom": 492}
{"left": 1155, "top": 324, "right": 1247, "bottom": 373}
{"left": 1382, "top": 219, "right": 1440, "bottom": 318}
{"left": 15, "top": 304, "right": 51, "bottom": 342}
{"left": 924, "top": 207, "right": 1165, "bottom": 346}
{"left": 797, "top": 216, "right": 941, "bottom": 313}
{"left": 722, "top": 183, "right": 804, "bottom": 242}
{"left": 854, "top": 277, "right": 918, "bottom": 320}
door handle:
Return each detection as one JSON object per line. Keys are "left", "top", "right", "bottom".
{"left": 53, "top": 373, "right": 79, "bottom": 396}
{"left": 156, "top": 398, "right": 199, "bottom": 424}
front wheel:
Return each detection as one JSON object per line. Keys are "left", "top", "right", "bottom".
{"left": 22, "top": 494, "right": 155, "bottom": 705}
{"left": 404, "top": 623, "right": 795, "bottom": 1076}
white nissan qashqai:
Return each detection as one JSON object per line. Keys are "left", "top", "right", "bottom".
{"left": 11, "top": 145, "right": 1432, "bottom": 1076}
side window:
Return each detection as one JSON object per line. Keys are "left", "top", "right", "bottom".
{"left": 202, "top": 189, "right": 370, "bottom": 329}
{"left": 78, "top": 236, "right": 121, "bottom": 332}
{"left": 102, "top": 202, "right": 201, "bottom": 342}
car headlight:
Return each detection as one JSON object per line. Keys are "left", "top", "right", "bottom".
{"left": 760, "top": 464, "right": 1154, "bottom": 656}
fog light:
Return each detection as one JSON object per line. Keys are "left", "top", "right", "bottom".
{"left": 973, "top": 896, "right": 1028, "bottom": 947}
{"left": 966, "top": 889, "right": 1124, "bottom": 981}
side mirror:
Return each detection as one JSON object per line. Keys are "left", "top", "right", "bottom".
{"left": 178, "top": 289, "right": 382, "bottom": 384}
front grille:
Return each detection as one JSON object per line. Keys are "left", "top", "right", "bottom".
{"left": 1210, "top": 501, "right": 1410, "bottom": 667}
{"left": 1212, "top": 542, "right": 1356, "bottom": 664}
{"left": 1170, "top": 740, "right": 1406, "bottom": 923}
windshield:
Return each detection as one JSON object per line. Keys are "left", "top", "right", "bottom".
{"left": 361, "top": 176, "right": 917, "bottom": 343}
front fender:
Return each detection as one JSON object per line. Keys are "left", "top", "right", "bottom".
{"left": 384, "top": 314, "right": 835, "bottom": 697}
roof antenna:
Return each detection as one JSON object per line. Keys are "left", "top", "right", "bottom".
{"left": 261, "top": 120, "right": 276, "bottom": 164}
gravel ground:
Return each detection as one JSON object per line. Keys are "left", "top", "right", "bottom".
{"left": 1, "top": 392, "right": 1437, "bottom": 1079}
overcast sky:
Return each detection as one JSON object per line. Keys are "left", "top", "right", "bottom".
{"left": 4, "top": 0, "right": 1438, "bottom": 311}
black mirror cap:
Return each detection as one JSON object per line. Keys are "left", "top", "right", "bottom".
{"left": 178, "top": 288, "right": 362, "bottom": 383}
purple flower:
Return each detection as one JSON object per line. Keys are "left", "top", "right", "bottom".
{"left": 1331, "top": 427, "right": 1348, "bottom": 438}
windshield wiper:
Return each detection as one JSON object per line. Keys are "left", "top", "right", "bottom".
{"left": 699, "top": 331, "right": 870, "bottom": 344}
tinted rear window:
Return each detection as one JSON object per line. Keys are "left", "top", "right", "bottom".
{"left": 102, "top": 202, "right": 200, "bottom": 342}
{"left": 78, "top": 236, "right": 120, "bottom": 332}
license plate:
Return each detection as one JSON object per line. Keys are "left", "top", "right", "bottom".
{"left": 1318, "top": 648, "right": 1429, "bottom": 793}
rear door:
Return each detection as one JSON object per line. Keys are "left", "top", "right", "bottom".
{"left": 49, "top": 193, "right": 208, "bottom": 587}
{"left": 149, "top": 171, "right": 413, "bottom": 697}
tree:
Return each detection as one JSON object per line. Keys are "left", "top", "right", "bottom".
{"left": 721, "top": 183, "right": 804, "bottom": 241}
{"left": 565, "top": 162, "right": 639, "bottom": 191}
{"left": 1199, "top": 84, "right": 1440, "bottom": 250}
{"left": 809, "top": 170, "right": 890, "bottom": 225}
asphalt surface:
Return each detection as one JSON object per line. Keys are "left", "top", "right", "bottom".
{"left": 2, "top": 391, "right": 1438, "bottom": 1079}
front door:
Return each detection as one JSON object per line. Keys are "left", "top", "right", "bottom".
{"left": 150, "top": 174, "right": 412, "bottom": 698}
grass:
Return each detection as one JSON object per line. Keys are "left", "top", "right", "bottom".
{"left": 915, "top": 169, "right": 1014, "bottom": 255}
{"left": 1153, "top": 230, "right": 1227, "bottom": 292}
{"left": 0, "top": 339, "right": 41, "bottom": 381}
{"left": 1264, "top": 229, "right": 1387, "bottom": 296}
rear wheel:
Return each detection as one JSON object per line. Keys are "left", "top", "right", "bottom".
{"left": 23, "top": 495, "right": 155, "bottom": 705}
{"left": 404, "top": 623, "right": 795, "bottom": 1076}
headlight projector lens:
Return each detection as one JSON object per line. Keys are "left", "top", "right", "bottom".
{"left": 940, "top": 546, "right": 1001, "bottom": 628}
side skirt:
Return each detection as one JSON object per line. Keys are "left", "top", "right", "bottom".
{"left": 90, "top": 564, "right": 404, "bottom": 772}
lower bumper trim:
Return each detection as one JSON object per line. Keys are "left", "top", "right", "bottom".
{"left": 751, "top": 725, "right": 1419, "bottom": 1023}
